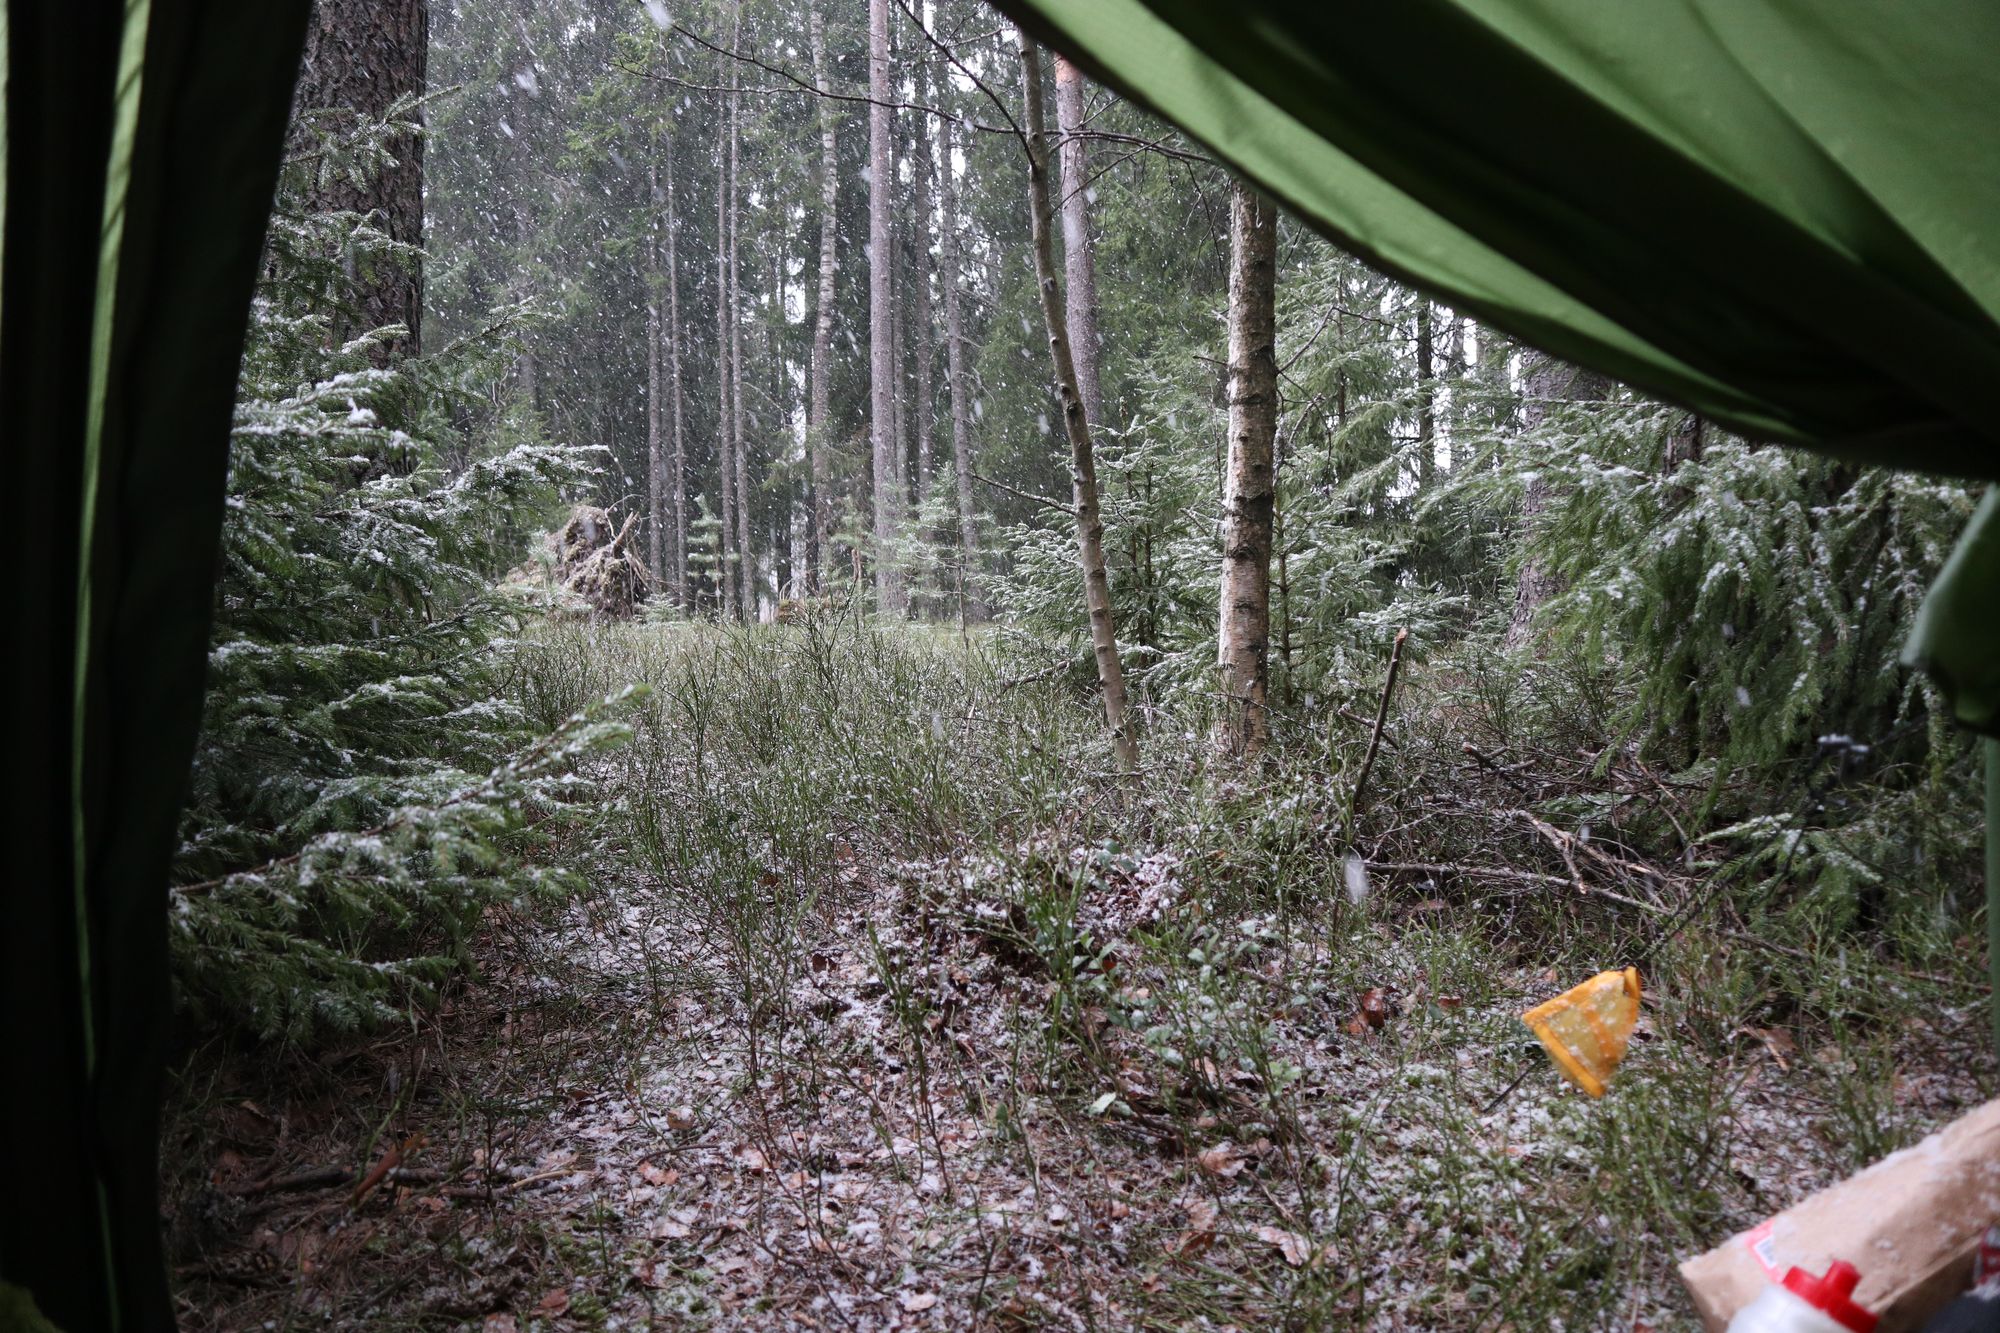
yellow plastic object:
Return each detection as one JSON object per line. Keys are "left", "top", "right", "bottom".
{"left": 1521, "top": 967, "right": 1642, "bottom": 1097}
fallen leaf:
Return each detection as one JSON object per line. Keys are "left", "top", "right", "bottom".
{"left": 1173, "top": 1196, "right": 1220, "bottom": 1257}
{"left": 1256, "top": 1225, "right": 1312, "bottom": 1267}
{"left": 1196, "top": 1143, "right": 1246, "bottom": 1178}
{"left": 900, "top": 1291, "right": 939, "bottom": 1312}
{"left": 1742, "top": 1026, "right": 1796, "bottom": 1071}
{"left": 535, "top": 1289, "right": 571, "bottom": 1316}
{"left": 637, "top": 1160, "right": 673, "bottom": 1186}
{"left": 483, "top": 1316, "right": 517, "bottom": 1333}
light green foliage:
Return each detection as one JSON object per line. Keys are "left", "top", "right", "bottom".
{"left": 1508, "top": 398, "right": 1976, "bottom": 770}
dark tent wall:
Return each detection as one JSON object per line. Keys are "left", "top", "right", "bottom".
{"left": 0, "top": 2, "right": 309, "bottom": 1330}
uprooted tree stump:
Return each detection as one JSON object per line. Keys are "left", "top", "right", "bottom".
{"left": 549, "top": 504, "right": 653, "bottom": 618}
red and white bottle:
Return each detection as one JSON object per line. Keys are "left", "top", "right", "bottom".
{"left": 1727, "top": 1261, "right": 1879, "bottom": 1333}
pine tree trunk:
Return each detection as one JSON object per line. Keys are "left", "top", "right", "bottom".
{"left": 912, "top": 72, "right": 936, "bottom": 520}
{"left": 1215, "top": 183, "right": 1278, "bottom": 762}
{"left": 646, "top": 159, "right": 666, "bottom": 583}
{"left": 665, "top": 149, "right": 689, "bottom": 608}
{"left": 1665, "top": 411, "right": 1705, "bottom": 474}
{"left": 1416, "top": 299, "right": 1435, "bottom": 485}
{"left": 510, "top": 204, "right": 538, "bottom": 407}
{"left": 729, "top": 7, "right": 754, "bottom": 620}
{"left": 1052, "top": 55, "right": 1102, "bottom": 430}
{"left": 935, "top": 102, "right": 981, "bottom": 617}
{"left": 293, "top": 0, "right": 428, "bottom": 360}
{"left": 1505, "top": 353, "right": 1606, "bottom": 649}
{"left": 808, "top": 3, "right": 838, "bottom": 594}
{"left": 724, "top": 74, "right": 748, "bottom": 624}
{"left": 868, "top": 0, "right": 904, "bottom": 615}
{"left": 1020, "top": 34, "right": 1138, "bottom": 773}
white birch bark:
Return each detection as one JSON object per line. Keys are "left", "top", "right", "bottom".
{"left": 1215, "top": 183, "right": 1278, "bottom": 761}
{"left": 1020, "top": 34, "right": 1138, "bottom": 773}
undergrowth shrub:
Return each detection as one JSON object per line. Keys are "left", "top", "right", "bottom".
{"left": 171, "top": 101, "right": 619, "bottom": 1044}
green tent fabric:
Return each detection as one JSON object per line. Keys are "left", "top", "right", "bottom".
{"left": 992, "top": 0, "right": 2000, "bottom": 735}
{"left": 1, "top": 2, "right": 309, "bottom": 1329}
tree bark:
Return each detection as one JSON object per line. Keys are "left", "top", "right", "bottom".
{"left": 1215, "top": 183, "right": 1278, "bottom": 762}
{"left": 1416, "top": 299, "right": 1435, "bottom": 485}
{"left": 724, "top": 58, "right": 748, "bottom": 624}
{"left": 665, "top": 149, "right": 689, "bottom": 608}
{"left": 808, "top": 3, "right": 838, "bottom": 594}
{"left": 1052, "top": 55, "right": 1102, "bottom": 430}
{"left": 513, "top": 203, "right": 537, "bottom": 409}
{"left": 868, "top": 0, "right": 905, "bottom": 615}
{"left": 646, "top": 158, "right": 666, "bottom": 584}
{"left": 935, "top": 99, "right": 981, "bottom": 616}
{"left": 292, "top": 0, "right": 428, "bottom": 360}
{"left": 911, "top": 64, "right": 936, "bottom": 526}
{"left": 1665, "top": 411, "right": 1705, "bottom": 475}
{"left": 1020, "top": 34, "right": 1138, "bottom": 773}
{"left": 1505, "top": 353, "right": 1606, "bottom": 649}
{"left": 729, "top": 9, "right": 754, "bottom": 619}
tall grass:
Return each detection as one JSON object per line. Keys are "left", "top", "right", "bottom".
{"left": 492, "top": 612, "right": 1991, "bottom": 1328}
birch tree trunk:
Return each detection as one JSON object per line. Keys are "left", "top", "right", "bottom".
{"left": 1020, "top": 34, "right": 1138, "bottom": 773}
{"left": 935, "top": 99, "right": 981, "bottom": 616}
{"left": 1052, "top": 54, "right": 1102, "bottom": 429}
{"left": 868, "top": 0, "right": 905, "bottom": 615}
{"left": 1215, "top": 183, "right": 1278, "bottom": 762}
{"left": 808, "top": 3, "right": 838, "bottom": 593}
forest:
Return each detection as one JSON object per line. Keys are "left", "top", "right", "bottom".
{"left": 135, "top": 0, "right": 1999, "bottom": 1328}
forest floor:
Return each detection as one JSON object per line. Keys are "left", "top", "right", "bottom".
{"left": 163, "top": 620, "right": 1996, "bottom": 1331}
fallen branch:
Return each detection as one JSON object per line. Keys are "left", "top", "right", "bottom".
{"left": 1367, "top": 860, "right": 1986, "bottom": 992}
{"left": 228, "top": 1165, "right": 352, "bottom": 1197}
{"left": 1365, "top": 856, "right": 1666, "bottom": 918}
{"left": 227, "top": 1164, "right": 445, "bottom": 1198}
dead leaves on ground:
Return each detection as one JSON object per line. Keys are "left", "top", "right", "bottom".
{"left": 1344, "top": 985, "right": 1392, "bottom": 1035}
{"left": 1173, "top": 1197, "right": 1219, "bottom": 1259}
{"left": 1253, "top": 1224, "right": 1314, "bottom": 1267}
{"left": 1196, "top": 1141, "right": 1248, "bottom": 1179}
